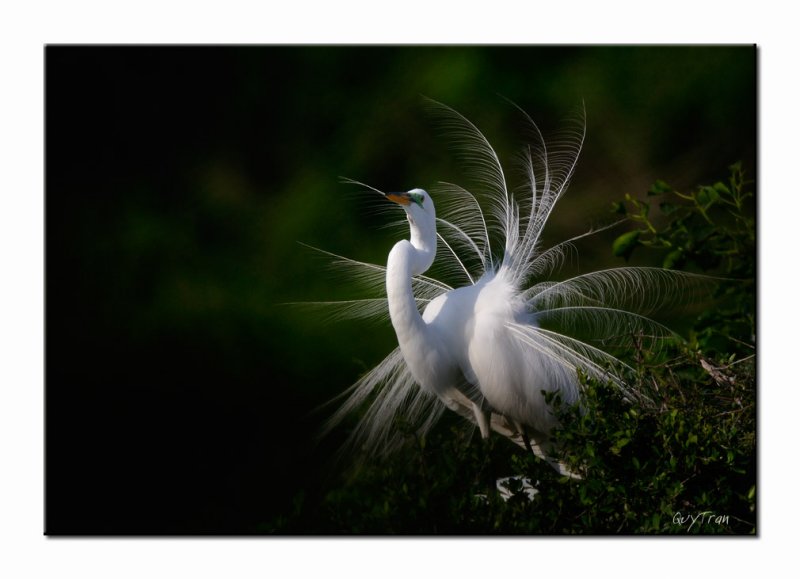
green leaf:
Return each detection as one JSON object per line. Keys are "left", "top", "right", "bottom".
{"left": 611, "top": 201, "right": 627, "bottom": 215}
{"left": 648, "top": 179, "right": 672, "bottom": 195}
{"left": 659, "top": 201, "right": 680, "bottom": 215}
{"left": 713, "top": 181, "right": 731, "bottom": 196}
{"left": 611, "top": 437, "right": 630, "bottom": 454}
{"left": 663, "top": 248, "right": 684, "bottom": 269}
{"left": 697, "top": 186, "right": 720, "bottom": 206}
{"left": 612, "top": 230, "right": 641, "bottom": 260}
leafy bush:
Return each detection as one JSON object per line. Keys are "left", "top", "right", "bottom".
{"left": 611, "top": 161, "right": 755, "bottom": 359}
{"left": 268, "top": 164, "right": 755, "bottom": 534}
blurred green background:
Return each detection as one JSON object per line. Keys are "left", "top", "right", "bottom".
{"left": 46, "top": 46, "right": 755, "bottom": 533}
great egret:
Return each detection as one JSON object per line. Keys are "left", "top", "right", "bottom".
{"left": 311, "top": 100, "right": 705, "bottom": 474}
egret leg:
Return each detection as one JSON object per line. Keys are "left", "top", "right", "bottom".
{"left": 520, "top": 429, "right": 535, "bottom": 456}
{"left": 468, "top": 399, "right": 497, "bottom": 498}
{"left": 481, "top": 431, "right": 498, "bottom": 499}
{"left": 513, "top": 420, "right": 536, "bottom": 456}
{"left": 471, "top": 400, "right": 492, "bottom": 439}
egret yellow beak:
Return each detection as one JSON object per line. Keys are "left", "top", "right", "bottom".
{"left": 385, "top": 192, "right": 412, "bottom": 206}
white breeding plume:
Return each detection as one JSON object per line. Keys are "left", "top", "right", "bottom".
{"left": 308, "top": 100, "right": 708, "bottom": 474}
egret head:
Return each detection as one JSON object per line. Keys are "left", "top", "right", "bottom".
{"left": 385, "top": 188, "right": 437, "bottom": 271}
{"left": 385, "top": 188, "right": 436, "bottom": 231}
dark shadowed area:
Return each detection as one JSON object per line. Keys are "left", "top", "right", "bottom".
{"left": 45, "top": 46, "right": 755, "bottom": 534}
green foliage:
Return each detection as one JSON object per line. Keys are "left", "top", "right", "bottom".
{"left": 538, "top": 360, "right": 755, "bottom": 534}
{"left": 267, "top": 165, "right": 755, "bottom": 534}
{"left": 612, "top": 163, "right": 753, "bottom": 273}
{"left": 612, "top": 162, "right": 755, "bottom": 358}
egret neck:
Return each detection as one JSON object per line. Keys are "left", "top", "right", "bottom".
{"left": 386, "top": 203, "right": 436, "bottom": 358}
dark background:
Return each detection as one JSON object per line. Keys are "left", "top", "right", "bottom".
{"left": 45, "top": 46, "right": 755, "bottom": 533}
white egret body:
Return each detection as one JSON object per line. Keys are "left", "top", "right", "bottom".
{"left": 385, "top": 189, "right": 577, "bottom": 443}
